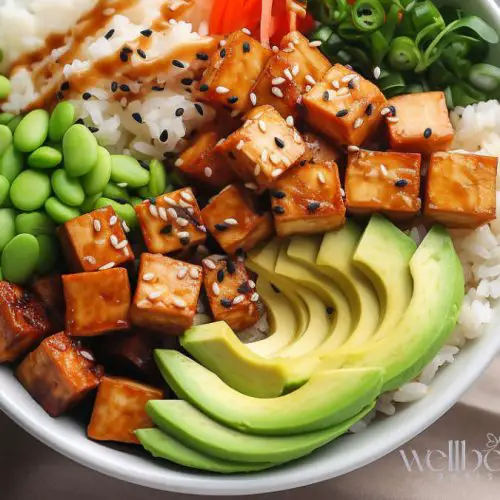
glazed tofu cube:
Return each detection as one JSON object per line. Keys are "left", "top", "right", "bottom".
{"left": 387, "top": 92, "right": 454, "bottom": 154}
{"left": 303, "top": 64, "right": 387, "bottom": 146}
{"left": 176, "top": 129, "right": 238, "bottom": 189}
{"left": 135, "top": 187, "right": 206, "bottom": 255}
{"left": 217, "top": 105, "right": 306, "bottom": 190}
{"left": 203, "top": 258, "right": 260, "bottom": 331}
{"left": 31, "top": 274, "right": 65, "bottom": 332}
{"left": 58, "top": 206, "right": 134, "bottom": 272}
{"left": 87, "top": 375, "right": 163, "bottom": 444}
{"left": 16, "top": 332, "right": 101, "bottom": 417}
{"left": 300, "top": 131, "right": 342, "bottom": 163}
{"left": 345, "top": 149, "right": 422, "bottom": 219}
{"left": 0, "top": 282, "right": 52, "bottom": 363}
{"left": 424, "top": 152, "right": 497, "bottom": 228}
{"left": 271, "top": 161, "right": 346, "bottom": 237}
{"left": 198, "top": 31, "right": 271, "bottom": 113}
{"left": 63, "top": 268, "right": 131, "bottom": 337}
{"left": 201, "top": 184, "right": 274, "bottom": 255}
{"left": 130, "top": 253, "right": 202, "bottom": 335}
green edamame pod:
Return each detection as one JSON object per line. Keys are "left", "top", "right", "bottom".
{"left": 15, "top": 211, "right": 56, "bottom": 236}
{"left": 10, "top": 170, "right": 51, "bottom": 211}
{"left": 0, "top": 208, "right": 16, "bottom": 253}
{"left": 45, "top": 197, "right": 81, "bottom": 225}
{"left": 51, "top": 169, "right": 85, "bottom": 207}
{"left": 36, "top": 235, "right": 59, "bottom": 274}
{"left": 0, "top": 175, "right": 9, "bottom": 206}
{"left": 7, "top": 115, "right": 22, "bottom": 133}
{"left": 0, "top": 124, "right": 12, "bottom": 157}
{"left": 110, "top": 155, "right": 150, "bottom": 188}
{"left": 1, "top": 234, "right": 40, "bottom": 284}
{"left": 63, "top": 124, "right": 98, "bottom": 177}
{"left": 0, "top": 75, "right": 11, "bottom": 100}
{"left": 0, "top": 144, "right": 23, "bottom": 182}
{"left": 94, "top": 197, "right": 137, "bottom": 229}
{"left": 82, "top": 146, "right": 111, "bottom": 195}
{"left": 28, "top": 146, "right": 63, "bottom": 169}
{"left": 148, "top": 159, "right": 168, "bottom": 197}
{"left": 103, "top": 182, "right": 130, "bottom": 202}
{"left": 49, "top": 101, "right": 75, "bottom": 142}
{"left": 0, "top": 112, "right": 14, "bottom": 126}
{"left": 13, "top": 109, "right": 49, "bottom": 153}
{"left": 80, "top": 192, "right": 103, "bottom": 213}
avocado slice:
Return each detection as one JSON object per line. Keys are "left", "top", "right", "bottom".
{"left": 146, "top": 399, "right": 375, "bottom": 464}
{"left": 136, "top": 428, "right": 274, "bottom": 473}
{"left": 155, "top": 349, "right": 383, "bottom": 435}
{"left": 343, "top": 225, "right": 464, "bottom": 391}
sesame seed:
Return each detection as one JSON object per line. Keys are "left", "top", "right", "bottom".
{"left": 284, "top": 68, "right": 293, "bottom": 81}
{"left": 286, "top": 116, "right": 294, "bottom": 127}
{"left": 196, "top": 52, "right": 209, "bottom": 61}
{"left": 132, "top": 112, "right": 142, "bottom": 123}
{"left": 274, "top": 137, "right": 285, "bottom": 149}
{"left": 389, "top": 105, "right": 397, "bottom": 115}
{"left": 203, "top": 258, "right": 216, "bottom": 270}
{"left": 254, "top": 164, "right": 261, "bottom": 176}
{"left": 272, "top": 45, "right": 279, "bottom": 53}
{"left": 336, "top": 109, "right": 348, "bottom": 117}
{"left": 224, "top": 218, "right": 238, "bottom": 226}
{"left": 160, "top": 129, "right": 169, "bottom": 142}
{"left": 236, "top": 248, "right": 245, "bottom": 261}
{"left": 212, "top": 282, "right": 220, "bottom": 296}
{"left": 122, "top": 221, "right": 130, "bottom": 233}
{"left": 199, "top": 83, "right": 209, "bottom": 92}
{"left": 178, "top": 230, "right": 190, "bottom": 239}
{"left": 381, "top": 107, "right": 391, "bottom": 116}
{"left": 380, "top": 164, "right": 388, "bottom": 176}
{"left": 337, "top": 87, "right": 350, "bottom": 96}
{"left": 143, "top": 272, "right": 155, "bottom": 282}
{"left": 220, "top": 298, "right": 232, "bottom": 308}
{"left": 272, "top": 77, "right": 286, "bottom": 85}
{"left": 109, "top": 215, "right": 118, "bottom": 226}
{"left": 119, "top": 50, "right": 129, "bottom": 63}
{"left": 104, "top": 29, "right": 115, "bottom": 40}
{"left": 195, "top": 103, "right": 204, "bottom": 116}
{"left": 220, "top": 48, "right": 226, "bottom": 58}
{"left": 172, "top": 59, "right": 186, "bottom": 68}
{"left": 248, "top": 279, "right": 256, "bottom": 289}
{"left": 243, "top": 42, "right": 251, "bottom": 53}
{"left": 174, "top": 158, "right": 184, "bottom": 168}
{"left": 238, "top": 282, "right": 251, "bottom": 293}
{"left": 230, "top": 110, "right": 240, "bottom": 118}
{"left": 160, "top": 225, "right": 172, "bottom": 234}
{"left": 227, "top": 96, "right": 239, "bottom": 104}
{"left": 387, "top": 116, "right": 400, "bottom": 123}
{"left": 317, "top": 172, "right": 326, "bottom": 184}
{"left": 273, "top": 206, "right": 285, "bottom": 215}
{"left": 366, "top": 103, "right": 374, "bottom": 116}
{"left": 250, "top": 292, "right": 260, "bottom": 302}
{"left": 307, "top": 201, "right": 321, "bottom": 212}
{"left": 82, "top": 92, "right": 91, "bottom": 100}
{"left": 83, "top": 256, "right": 96, "bottom": 265}
{"left": 175, "top": 108, "right": 185, "bottom": 117}
{"left": 341, "top": 188, "right": 346, "bottom": 197}
{"left": 424, "top": 128, "right": 433, "bottom": 139}
{"left": 204, "top": 167, "right": 213, "bottom": 177}
{"left": 305, "top": 74, "right": 316, "bottom": 85}
{"left": 141, "top": 29, "right": 153, "bottom": 37}
{"left": 258, "top": 120, "right": 267, "bottom": 133}
{"left": 272, "top": 168, "right": 284, "bottom": 178}
{"left": 294, "top": 131, "right": 302, "bottom": 144}
{"left": 158, "top": 207, "right": 168, "bottom": 221}
{"left": 99, "top": 262, "right": 115, "bottom": 271}
{"left": 152, "top": 85, "right": 165, "bottom": 92}
{"left": 149, "top": 204, "right": 159, "bottom": 217}
{"left": 309, "top": 40, "right": 322, "bottom": 47}
{"left": 189, "top": 268, "right": 200, "bottom": 279}
{"left": 245, "top": 182, "right": 258, "bottom": 191}
{"left": 215, "top": 223, "right": 229, "bottom": 232}
{"left": 270, "top": 154, "right": 280, "bottom": 165}
{"left": 236, "top": 139, "right": 245, "bottom": 150}
{"left": 242, "top": 27, "right": 251, "bottom": 35}
{"left": 250, "top": 92, "right": 257, "bottom": 106}
{"left": 292, "top": 64, "right": 299, "bottom": 76}
{"left": 395, "top": 179, "right": 409, "bottom": 188}
{"left": 93, "top": 219, "right": 101, "bottom": 232}
{"left": 347, "top": 145, "right": 360, "bottom": 153}
{"left": 272, "top": 87, "right": 284, "bottom": 98}
{"left": 354, "top": 118, "right": 364, "bottom": 129}
{"left": 137, "top": 48, "right": 147, "bottom": 59}
{"left": 173, "top": 297, "right": 187, "bottom": 308}
{"left": 219, "top": 39, "right": 227, "bottom": 47}
{"left": 115, "top": 240, "right": 128, "bottom": 250}
{"left": 233, "top": 294, "right": 245, "bottom": 305}
{"left": 111, "top": 81, "right": 118, "bottom": 93}
{"left": 181, "top": 191, "right": 193, "bottom": 202}
{"left": 119, "top": 84, "right": 130, "bottom": 92}
{"left": 332, "top": 80, "right": 340, "bottom": 89}
{"left": 177, "top": 267, "right": 188, "bottom": 279}
{"left": 110, "top": 235, "right": 119, "bottom": 247}
{"left": 177, "top": 217, "right": 189, "bottom": 227}
{"left": 322, "top": 91, "right": 330, "bottom": 102}
{"left": 260, "top": 150, "right": 268, "bottom": 163}
{"left": 217, "top": 269, "right": 225, "bottom": 282}
{"left": 305, "top": 85, "right": 312, "bottom": 92}
{"left": 215, "top": 86, "right": 230, "bottom": 94}
{"left": 167, "top": 207, "right": 178, "bottom": 219}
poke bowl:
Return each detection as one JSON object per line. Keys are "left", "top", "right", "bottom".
{"left": 1, "top": 0, "right": 500, "bottom": 495}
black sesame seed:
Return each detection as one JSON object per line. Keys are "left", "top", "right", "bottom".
{"left": 75, "top": 118, "right": 84, "bottom": 125}
{"left": 160, "top": 129, "right": 169, "bottom": 143}
{"left": 220, "top": 298, "right": 232, "bottom": 308}
{"left": 228, "top": 151, "right": 236, "bottom": 160}
{"left": 140, "top": 29, "right": 153, "bottom": 37}
{"left": 217, "top": 269, "right": 225, "bottom": 282}
{"left": 424, "top": 128, "right": 432, "bottom": 139}
{"left": 273, "top": 206, "right": 285, "bottom": 215}
{"left": 137, "top": 48, "right": 147, "bottom": 59}
{"left": 123, "top": 47, "right": 133, "bottom": 54}
{"left": 181, "top": 78, "right": 193, "bottom": 86}
{"left": 111, "top": 81, "right": 118, "bottom": 93}
{"left": 119, "top": 84, "right": 130, "bottom": 92}
{"left": 180, "top": 236, "right": 190, "bottom": 246}
{"left": 82, "top": 92, "right": 91, "bottom": 100}
{"left": 196, "top": 52, "right": 209, "bottom": 61}
{"left": 271, "top": 190, "right": 286, "bottom": 199}
{"left": 322, "top": 91, "right": 330, "bottom": 102}
{"left": 227, "top": 96, "right": 239, "bottom": 104}
{"left": 300, "top": 160, "right": 307, "bottom": 166}
{"left": 348, "top": 79, "right": 356, "bottom": 89}
{"left": 195, "top": 103, "right": 204, "bottom": 116}
{"left": 139, "top": 160, "right": 150, "bottom": 170}
{"left": 326, "top": 306, "right": 334, "bottom": 315}
{"left": 220, "top": 48, "right": 226, "bottom": 58}
{"left": 175, "top": 108, "right": 185, "bottom": 117}
{"left": 88, "top": 126, "right": 99, "bottom": 133}
{"left": 56, "top": 91, "right": 64, "bottom": 101}
{"left": 274, "top": 137, "right": 285, "bottom": 149}
{"left": 160, "top": 225, "right": 172, "bottom": 234}
{"left": 199, "top": 83, "right": 209, "bottom": 92}
{"left": 172, "top": 59, "right": 185, "bottom": 68}
{"left": 215, "top": 223, "right": 229, "bottom": 232}
{"left": 336, "top": 109, "right": 348, "bottom": 118}
{"left": 152, "top": 85, "right": 164, "bottom": 91}
{"left": 105, "top": 29, "right": 115, "bottom": 40}
{"left": 395, "top": 179, "right": 409, "bottom": 187}
{"left": 238, "top": 282, "right": 251, "bottom": 294}
{"left": 119, "top": 49, "right": 129, "bottom": 63}
{"left": 60, "top": 81, "right": 70, "bottom": 91}
{"left": 226, "top": 260, "right": 236, "bottom": 274}
{"left": 243, "top": 42, "right": 251, "bottom": 53}
{"left": 389, "top": 105, "right": 397, "bottom": 116}
{"left": 132, "top": 112, "right": 143, "bottom": 124}
{"left": 307, "top": 201, "right": 321, "bottom": 212}
{"left": 271, "top": 284, "right": 281, "bottom": 293}
{"left": 365, "top": 103, "right": 373, "bottom": 116}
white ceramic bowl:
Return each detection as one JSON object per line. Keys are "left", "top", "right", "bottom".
{"left": 2, "top": 0, "right": 500, "bottom": 495}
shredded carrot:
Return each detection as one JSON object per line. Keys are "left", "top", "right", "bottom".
{"left": 260, "top": 0, "right": 274, "bottom": 48}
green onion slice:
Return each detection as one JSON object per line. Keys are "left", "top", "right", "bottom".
{"left": 469, "top": 63, "right": 500, "bottom": 93}
{"left": 388, "top": 36, "right": 421, "bottom": 71}
{"left": 352, "top": 0, "right": 385, "bottom": 32}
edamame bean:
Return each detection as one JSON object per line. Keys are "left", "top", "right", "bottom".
{"left": 0, "top": 208, "right": 16, "bottom": 253}
{"left": 148, "top": 159, "right": 168, "bottom": 196}
{"left": 51, "top": 169, "right": 85, "bottom": 207}
{"left": 110, "top": 155, "right": 150, "bottom": 188}
{"left": 7, "top": 115, "right": 22, "bottom": 133}
{"left": 48, "top": 101, "right": 75, "bottom": 142}
{"left": 95, "top": 197, "right": 137, "bottom": 229}
{"left": 10, "top": 170, "right": 51, "bottom": 211}
{"left": 28, "top": 146, "right": 62, "bottom": 169}
{"left": 63, "top": 124, "right": 98, "bottom": 177}
{"left": 0, "top": 144, "right": 23, "bottom": 182}
{"left": 0, "top": 125, "right": 12, "bottom": 157}
{"left": 45, "top": 197, "right": 81, "bottom": 224}
{"left": 0, "top": 75, "right": 11, "bottom": 100}
{"left": 0, "top": 112, "right": 14, "bottom": 125}
{"left": 15, "top": 211, "right": 56, "bottom": 236}
{"left": 80, "top": 192, "right": 102, "bottom": 213}
{"left": 82, "top": 146, "right": 111, "bottom": 195}
{"left": 1, "top": 234, "right": 39, "bottom": 284}
{"left": 0, "top": 175, "right": 9, "bottom": 206}
{"left": 130, "top": 196, "right": 143, "bottom": 207}
{"left": 13, "top": 109, "right": 49, "bottom": 153}
{"left": 36, "top": 235, "right": 58, "bottom": 274}
{"left": 103, "top": 182, "right": 130, "bottom": 202}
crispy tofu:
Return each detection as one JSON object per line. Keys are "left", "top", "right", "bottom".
{"left": 87, "top": 375, "right": 162, "bottom": 444}
{"left": 300, "top": 131, "right": 342, "bottom": 163}
{"left": 0, "top": 282, "right": 52, "bottom": 363}
{"left": 16, "top": 332, "right": 101, "bottom": 417}
{"left": 176, "top": 129, "right": 238, "bottom": 189}
{"left": 271, "top": 161, "right": 346, "bottom": 237}
{"left": 135, "top": 187, "right": 206, "bottom": 255}
{"left": 303, "top": 64, "right": 387, "bottom": 146}
{"left": 203, "top": 257, "right": 260, "bottom": 331}
{"left": 130, "top": 253, "right": 203, "bottom": 335}
{"left": 424, "top": 152, "right": 497, "bottom": 228}
{"left": 387, "top": 92, "right": 454, "bottom": 154}
{"left": 345, "top": 149, "right": 422, "bottom": 219}
{"left": 58, "top": 206, "right": 134, "bottom": 272}
{"left": 31, "top": 275, "right": 65, "bottom": 333}
{"left": 198, "top": 31, "right": 271, "bottom": 114}
{"left": 201, "top": 184, "right": 274, "bottom": 255}
{"left": 63, "top": 268, "right": 131, "bottom": 337}
{"left": 217, "top": 105, "right": 306, "bottom": 191}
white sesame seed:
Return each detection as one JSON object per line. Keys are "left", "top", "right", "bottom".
{"left": 272, "top": 168, "right": 284, "bottom": 178}
{"left": 181, "top": 191, "right": 193, "bottom": 202}
{"left": 271, "top": 87, "right": 284, "bottom": 98}
{"left": 203, "top": 258, "right": 216, "bottom": 270}
{"left": 248, "top": 280, "right": 256, "bottom": 289}
{"left": 245, "top": 182, "right": 258, "bottom": 191}
{"left": 270, "top": 154, "right": 280, "bottom": 165}
{"left": 116, "top": 182, "right": 128, "bottom": 188}
{"left": 286, "top": 116, "right": 294, "bottom": 127}
{"left": 305, "top": 74, "right": 316, "bottom": 85}
{"left": 224, "top": 218, "right": 238, "bottom": 226}
{"left": 272, "top": 45, "right": 279, "bottom": 53}
{"left": 282, "top": 47, "right": 294, "bottom": 53}
{"left": 332, "top": 80, "right": 340, "bottom": 89}
{"left": 83, "top": 256, "right": 96, "bottom": 265}
{"left": 250, "top": 92, "right": 257, "bottom": 106}
{"left": 216, "top": 138, "right": 225, "bottom": 147}
{"left": 158, "top": 207, "right": 168, "bottom": 221}
{"left": 177, "top": 231, "right": 190, "bottom": 239}
{"left": 387, "top": 116, "right": 400, "bottom": 123}
{"left": 149, "top": 204, "right": 158, "bottom": 217}
{"left": 272, "top": 77, "right": 286, "bottom": 85}
{"left": 115, "top": 240, "right": 128, "bottom": 250}
{"left": 337, "top": 87, "right": 350, "bottom": 96}
{"left": 188, "top": 208, "right": 195, "bottom": 216}
{"left": 233, "top": 294, "right": 245, "bottom": 305}
{"left": 347, "top": 145, "right": 360, "bottom": 152}
{"left": 284, "top": 68, "right": 293, "bottom": 81}
{"left": 317, "top": 172, "right": 326, "bottom": 184}
{"left": 250, "top": 292, "right": 260, "bottom": 302}
{"left": 242, "top": 27, "right": 251, "bottom": 35}
{"left": 354, "top": 118, "right": 364, "bottom": 129}
{"left": 79, "top": 350, "right": 94, "bottom": 361}
{"left": 236, "top": 139, "right": 245, "bottom": 150}
{"left": 189, "top": 267, "right": 200, "bottom": 279}
{"left": 305, "top": 85, "right": 312, "bottom": 92}
{"left": 341, "top": 188, "right": 346, "bottom": 198}
{"left": 381, "top": 107, "right": 391, "bottom": 116}
{"left": 204, "top": 167, "right": 213, "bottom": 177}
{"left": 342, "top": 74, "right": 357, "bottom": 84}
{"left": 294, "top": 131, "right": 302, "bottom": 144}
{"left": 231, "top": 110, "right": 240, "bottom": 118}
{"left": 177, "top": 217, "right": 189, "bottom": 227}
{"left": 258, "top": 120, "right": 267, "bottom": 133}
{"left": 177, "top": 267, "right": 188, "bottom": 279}
{"left": 254, "top": 164, "right": 261, "bottom": 176}
{"left": 149, "top": 291, "right": 161, "bottom": 300}
{"left": 215, "top": 86, "right": 230, "bottom": 94}
{"left": 212, "top": 282, "right": 220, "bottom": 296}
{"left": 109, "top": 215, "right": 118, "bottom": 226}
{"left": 110, "top": 235, "right": 119, "bottom": 247}
{"left": 122, "top": 220, "right": 130, "bottom": 233}
{"left": 143, "top": 273, "right": 155, "bottom": 282}
{"left": 309, "top": 40, "right": 322, "bottom": 47}
{"left": 380, "top": 164, "right": 388, "bottom": 176}
{"left": 282, "top": 156, "right": 291, "bottom": 167}
{"left": 199, "top": 224, "right": 207, "bottom": 233}
{"left": 179, "top": 200, "right": 191, "bottom": 209}
{"left": 93, "top": 219, "right": 101, "bottom": 232}
{"left": 99, "top": 262, "right": 115, "bottom": 271}
{"left": 292, "top": 64, "right": 299, "bottom": 76}
{"left": 288, "top": 42, "right": 295, "bottom": 49}
{"left": 167, "top": 207, "right": 178, "bottom": 219}
{"left": 373, "top": 66, "right": 381, "bottom": 80}
{"left": 219, "top": 39, "right": 227, "bottom": 47}
{"left": 164, "top": 196, "right": 176, "bottom": 206}
{"left": 261, "top": 149, "right": 268, "bottom": 162}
